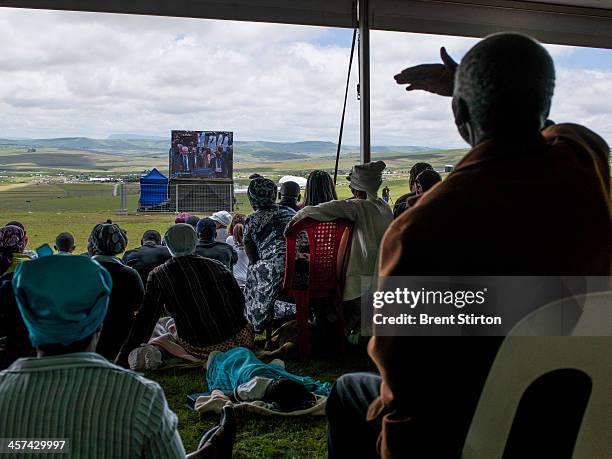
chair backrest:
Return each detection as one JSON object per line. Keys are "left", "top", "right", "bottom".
{"left": 463, "top": 291, "right": 612, "bottom": 459}
{"left": 284, "top": 217, "right": 352, "bottom": 295}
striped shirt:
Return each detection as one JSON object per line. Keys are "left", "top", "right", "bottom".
{"left": 0, "top": 352, "right": 185, "bottom": 458}
{"left": 120, "top": 255, "right": 247, "bottom": 356}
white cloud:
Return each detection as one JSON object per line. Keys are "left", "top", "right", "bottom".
{"left": 0, "top": 8, "right": 610, "bottom": 147}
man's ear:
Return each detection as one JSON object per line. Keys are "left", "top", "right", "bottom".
{"left": 453, "top": 96, "right": 474, "bottom": 145}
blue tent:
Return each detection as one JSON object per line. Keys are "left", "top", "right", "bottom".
{"left": 139, "top": 168, "right": 168, "bottom": 206}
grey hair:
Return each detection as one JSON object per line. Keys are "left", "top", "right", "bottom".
{"left": 454, "top": 33, "right": 555, "bottom": 133}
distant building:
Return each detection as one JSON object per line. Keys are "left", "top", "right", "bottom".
{"left": 444, "top": 164, "right": 455, "bottom": 173}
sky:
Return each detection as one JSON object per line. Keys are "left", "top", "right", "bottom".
{"left": 0, "top": 8, "right": 611, "bottom": 148}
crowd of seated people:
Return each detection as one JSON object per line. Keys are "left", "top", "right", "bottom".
{"left": 0, "top": 32, "right": 609, "bottom": 458}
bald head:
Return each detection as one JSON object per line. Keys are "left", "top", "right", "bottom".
{"left": 453, "top": 33, "right": 555, "bottom": 145}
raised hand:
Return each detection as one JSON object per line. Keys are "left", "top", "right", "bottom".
{"left": 394, "top": 47, "right": 458, "bottom": 97}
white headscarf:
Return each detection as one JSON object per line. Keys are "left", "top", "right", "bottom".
{"left": 164, "top": 224, "right": 197, "bottom": 257}
{"left": 348, "top": 160, "right": 386, "bottom": 195}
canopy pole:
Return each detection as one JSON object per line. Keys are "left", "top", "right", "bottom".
{"left": 358, "top": 0, "right": 371, "bottom": 164}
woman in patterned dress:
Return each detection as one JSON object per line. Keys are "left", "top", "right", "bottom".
{"left": 243, "top": 177, "right": 296, "bottom": 332}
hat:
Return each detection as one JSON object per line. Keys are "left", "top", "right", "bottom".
{"left": 88, "top": 220, "right": 128, "bottom": 256}
{"left": 347, "top": 161, "right": 386, "bottom": 195}
{"left": 185, "top": 215, "right": 200, "bottom": 228}
{"left": 196, "top": 218, "right": 217, "bottom": 241}
{"left": 12, "top": 255, "right": 112, "bottom": 347}
{"left": 175, "top": 212, "right": 191, "bottom": 224}
{"left": 210, "top": 211, "right": 231, "bottom": 227}
{"left": 248, "top": 177, "right": 276, "bottom": 210}
{"left": 164, "top": 224, "right": 197, "bottom": 257}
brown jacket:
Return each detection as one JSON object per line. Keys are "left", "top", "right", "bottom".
{"left": 368, "top": 124, "right": 611, "bottom": 458}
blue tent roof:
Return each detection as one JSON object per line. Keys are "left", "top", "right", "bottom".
{"left": 140, "top": 168, "right": 168, "bottom": 184}
{"left": 140, "top": 168, "right": 168, "bottom": 207}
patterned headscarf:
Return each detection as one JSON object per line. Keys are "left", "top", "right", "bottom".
{"left": 88, "top": 220, "right": 128, "bottom": 256}
{"left": 0, "top": 225, "right": 27, "bottom": 275}
{"left": 248, "top": 177, "right": 277, "bottom": 210}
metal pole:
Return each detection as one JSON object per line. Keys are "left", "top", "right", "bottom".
{"left": 175, "top": 183, "right": 179, "bottom": 213}
{"left": 358, "top": 0, "right": 371, "bottom": 164}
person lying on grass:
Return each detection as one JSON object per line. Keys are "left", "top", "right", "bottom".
{"left": 1, "top": 254, "right": 235, "bottom": 459}
{"left": 206, "top": 347, "right": 330, "bottom": 412}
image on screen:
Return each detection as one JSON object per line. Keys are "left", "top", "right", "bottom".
{"left": 170, "top": 130, "right": 233, "bottom": 180}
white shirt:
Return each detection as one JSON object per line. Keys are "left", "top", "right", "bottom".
{"left": 226, "top": 235, "right": 248, "bottom": 287}
{"left": 295, "top": 195, "right": 392, "bottom": 301}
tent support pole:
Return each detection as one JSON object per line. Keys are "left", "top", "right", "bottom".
{"left": 358, "top": 0, "right": 371, "bottom": 164}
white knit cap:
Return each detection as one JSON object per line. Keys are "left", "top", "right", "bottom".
{"left": 164, "top": 223, "right": 197, "bottom": 257}
{"left": 210, "top": 211, "right": 231, "bottom": 227}
{"left": 347, "top": 160, "right": 386, "bottom": 194}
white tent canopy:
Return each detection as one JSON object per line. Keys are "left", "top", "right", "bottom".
{"left": 2, "top": 0, "right": 612, "bottom": 49}
{"left": 278, "top": 175, "right": 308, "bottom": 188}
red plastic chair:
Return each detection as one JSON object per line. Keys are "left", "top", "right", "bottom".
{"left": 283, "top": 217, "right": 353, "bottom": 359}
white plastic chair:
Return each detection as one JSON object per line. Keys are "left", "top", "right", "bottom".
{"left": 463, "top": 291, "right": 612, "bottom": 458}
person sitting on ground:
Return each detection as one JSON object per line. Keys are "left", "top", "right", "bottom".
{"left": 206, "top": 347, "right": 330, "bottom": 411}
{"left": 278, "top": 181, "right": 301, "bottom": 211}
{"left": 392, "top": 162, "right": 434, "bottom": 218}
{"left": 185, "top": 215, "right": 200, "bottom": 229}
{"left": 54, "top": 232, "right": 76, "bottom": 254}
{"left": 5, "top": 221, "right": 36, "bottom": 259}
{"left": 225, "top": 223, "right": 248, "bottom": 288}
{"left": 123, "top": 230, "right": 171, "bottom": 284}
{"left": 195, "top": 218, "right": 238, "bottom": 270}
{"left": 288, "top": 161, "right": 393, "bottom": 333}
{"left": 0, "top": 254, "right": 235, "bottom": 459}
{"left": 210, "top": 211, "right": 232, "bottom": 242}
{"left": 243, "top": 178, "right": 296, "bottom": 332}
{"left": 0, "top": 225, "right": 34, "bottom": 369}
{"left": 0, "top": 225, "right": 30, "bottom": 276}
{"left": 302, "top": 170, "right": 338, "bottom": 208}
{"left": 116, "top": 224, "right": 254, "bottom": 367}
{"left": 87, "top": 220, "right": 144, "bottom": 361}
{"left": 327, "top": 33, "right": 611, "bottom": 459}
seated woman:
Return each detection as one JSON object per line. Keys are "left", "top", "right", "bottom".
{"left": 0, "top": 225, "right": 31, "bottom": 276}
{"left": 243, "top": 177, "right": 296, "bottom": 332}
{"left": 0, "top": 225, "right": 34, "bottom": 368}
{"left": 116, "top": 224, "right": 254, "bottom": 367}
{"left": 288, "top": 162, "right": 393, "bottom": 333}
{"left": 2, "top": 254, "right": 235, "bottom": 459}
{"left": 207, "top": 347, "right": 330, "bottom": 411}
{"left": 87, "top": 220, "right": 145, "bottom": 361}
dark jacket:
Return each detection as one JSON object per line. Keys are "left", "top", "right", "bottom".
{"left": 392, "top": 191, "right": 416, "bottom": 218}
{"left": 94, "top": 258, "right": 144, "bottom": 361}
{"left": 123, "top": 242, "right": 171, "bottom": 283}
{"left": 370, "top": 124, "right": 611, "bottom": 458}
{"left": 0, "top": 272, "right": 35, "bottom": 369}
{"left": 195, "top": 240, "right": 238, "bottom": 270}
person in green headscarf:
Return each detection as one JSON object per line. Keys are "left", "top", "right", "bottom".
{"left": 87, "top": 220, "right": 144, "bottom": 360}
{"left": 0, "top": 254, "right": 237, "bottom": 459}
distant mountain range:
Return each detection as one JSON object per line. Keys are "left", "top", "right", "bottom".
{"left": 0, "top": 136, "right": 438, "bottom": 162}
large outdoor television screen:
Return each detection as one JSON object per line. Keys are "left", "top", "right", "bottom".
{"left": 170, "top": 130, "right": 233, "bottom": 180}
